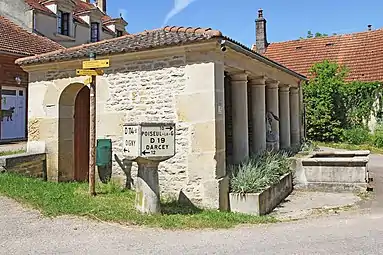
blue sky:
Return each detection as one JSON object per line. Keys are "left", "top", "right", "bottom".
{"left": 107, "top": 0, "right": 383, "bottom": 48}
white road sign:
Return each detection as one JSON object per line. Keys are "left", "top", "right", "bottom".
{"left": 122, "top": 123, "right": 176, "bottom": 160}
{"left": 141, "top": 124, "right": 175, "bottom": 157}
{"left": 123, "top": 125, "right": 140, "bottom": 158}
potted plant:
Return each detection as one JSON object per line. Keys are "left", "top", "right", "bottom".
{"left": 229, "top": 151, "right": 293, "bottom": 215}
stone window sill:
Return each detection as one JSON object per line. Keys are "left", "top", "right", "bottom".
{"left": 54, "top": 33, "right": 76, "bottom": 41}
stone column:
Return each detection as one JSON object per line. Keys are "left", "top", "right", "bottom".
{"left": 249, "top": 77, "right": 266, "bottom": 155}
{"left": 266, "top": 81, "right": 279, "bottom": 151}
{"left": 231, "top": 73, "right": 249, "bottom": 164}
{"left": 290, "top": 87, "right": 300, "bottom": 147}
{"left": 135, "top": 159, "right": 160, "bottom": 214}
{"left": 279, "top": 84, "right": 291, "bottom": 149}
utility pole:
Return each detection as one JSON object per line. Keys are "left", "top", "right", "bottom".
{"left": 89, "top": 52, "right": 96, "bottom": 196}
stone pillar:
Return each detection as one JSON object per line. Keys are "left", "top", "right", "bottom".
{"left": 135, "top": 159, "right": 160, "bottom": 214}
{"left": 231, "top": 73, "right": 249, "bottom": 164}
{"left": 279, "top": 84, "right": 291, "bottom": 149}
{"left": 249, "top": 77, "right": 266, "bottom": 155}
{"left": 299, "top": 83, "right": 305, "bottom": 141}
{"left": 266, "top": 81, "right": 279, "bottom": 151}
{"left": 290, "top": 87, "right": 300, "bottom": 147}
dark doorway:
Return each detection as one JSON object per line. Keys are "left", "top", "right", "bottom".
{"left": 74, "top": 86, "right": 90, "bottom": 181}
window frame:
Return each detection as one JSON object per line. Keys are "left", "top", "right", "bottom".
{"left": 116, "top": 30, "right": 123, "bottom": 37}
{"left": 90, "top": 22, "right": 100, "bottom": 42}
{"left": 57, "top": 10, "right": 70, "bottom": 36}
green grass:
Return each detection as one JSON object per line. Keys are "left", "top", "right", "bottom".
{"left": 0, "top": 149, "right": 26, "bottom": 156}
{"left": 0, "top": 173, "right": 276, "bottom": 229}
{"left": 315, "top": 141, "right": 383, "bottom": 154}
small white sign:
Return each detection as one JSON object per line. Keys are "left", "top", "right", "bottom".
{"left": 122, "top": 123, "right": 176, "bottom": 160}
{"left": 123, "top": 125, "right": 140, "bottom": 158}
{"left": 141, "top": 124, "right": 175, "bottom": 158}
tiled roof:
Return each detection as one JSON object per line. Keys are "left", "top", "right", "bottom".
{"left": 25, "top": 0, "right": 54, "bottom": 16}
{"left": 0, "top": 16, "right": 64, "bottom": 56}
{"left": 16, "top": 26, "right": 223, "bottom": 64}
{"left": 74, "top": 0, "right": 98, "bottom": 14}
{"left": 263, "top": 28, "right": 383, "bottom": 82}
{"left": 15, "top": 26, "right": 306, "bottom": 81}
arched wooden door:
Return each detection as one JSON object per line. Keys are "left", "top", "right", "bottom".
{"left": 74, "top": 86, "right": 90, "bottom": 182}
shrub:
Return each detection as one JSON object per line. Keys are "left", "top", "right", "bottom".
{"left": 229, "top": 151, "right": 291, "bottom": 194}
{"left": 372, "top": 125, "right": 383, "bottom": 148}
{"left": 341, "top": 127, "right": 371, "bottom": 145}
{"left": 303, "top": 60, "right": 382, "bottom": 142}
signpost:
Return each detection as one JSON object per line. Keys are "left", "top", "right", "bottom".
{"left": 76, "top": 69, "right": 104, "bottom": 76}
{"left": 123, "top": 123, "right": 176, "bottom": 160}
{"left": 123, "top": 123, "right": 176, "bottom": 213}
{"left": 76, "top": 53, "right": 110, "bottom": 196}
{"left": 82, "top": 59, "right": 110, "bottom": 69}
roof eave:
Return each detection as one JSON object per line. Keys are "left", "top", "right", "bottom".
{"left": 225, "top": 40, "right": 307, "bottom": 81}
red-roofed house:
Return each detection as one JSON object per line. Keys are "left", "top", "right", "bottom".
{"left": 2, "top": 0, "right": 128, "bottom": 48}
{"left": 0, "top": 16, "right": 63, "bottom": 141}
{"left": 252, "top": 9, "right": 383, "bottom": 83}
{"left": 252, "top": 9, "right": 383, "bottom": 129}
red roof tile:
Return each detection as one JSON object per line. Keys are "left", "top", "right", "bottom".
{"left": 0, "top": 16, "right": 64, "bottom": 56}
{"left": 25, "top": 0, "right": 54, "bottom": 15}
{"left": 263, "top": 28, "right": 383, "bottom": 82}
{"left": 15, "top": 25, "right": 305, "bottom": 81}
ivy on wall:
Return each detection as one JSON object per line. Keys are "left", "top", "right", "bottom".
{"left": 303, "top": 60, "right": 383, "bottom": 142}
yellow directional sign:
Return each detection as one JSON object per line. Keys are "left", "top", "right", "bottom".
{"left": 83, "top": 76, "right": 92, "bottom": 85}
{"left": 76, "top": 69, "right": 104, "bottom": 76}
{"left": 82, "top": 59, "right": 110, "bottom": 69}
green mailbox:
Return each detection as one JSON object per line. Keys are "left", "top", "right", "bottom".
{"left": 96, "top": 139, "right": 112, "bottom": 167}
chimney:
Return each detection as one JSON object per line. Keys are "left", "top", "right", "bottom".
{"left": 368, "top": 24, "right": 372, "bottom": 31}
{"left": 97, "top": 0, "right": 106, "bottom": 13}
{"left": 255, "top": 9, "right": 268, "bottom": 54}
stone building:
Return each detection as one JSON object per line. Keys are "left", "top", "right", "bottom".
{"left": 16, "top": 26, "right": 306, "bottom": 209}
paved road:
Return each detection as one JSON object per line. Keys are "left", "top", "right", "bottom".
{"left": 0, "top": 153, "right": 382, "bottom": 255}
{"left": 1, "top": 196, "right": 383, "bottom": 254}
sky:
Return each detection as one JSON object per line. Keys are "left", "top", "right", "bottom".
{"left": 107, "top": 0, "right": 383, "bottom": 48}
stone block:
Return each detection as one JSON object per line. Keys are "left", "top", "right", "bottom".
{"left": 190, "top": 121, "right": 216, "bottom": 152}
{"left": 27, "top": 141, "right": 46, "bottom": 154}
{"left": 39, "top": 118, "right": 58, "bottom": 140}
{"left": 292, "top": 151, "right": 370, "bottom": 192}
{"left": 187, "top": 152, "right": 216, "bottom": 181}
{"left": 0, "top": 153, "right": 47, "bottom": 180}
{"left": 96, "top": 112, "right": 124, "bottom": 137}
{"left": 176, "top": 92, "right": 215, "bottom": 122}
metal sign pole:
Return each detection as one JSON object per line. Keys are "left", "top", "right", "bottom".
{"left": 89, "top": 52, "right": 96, "bottom": 196}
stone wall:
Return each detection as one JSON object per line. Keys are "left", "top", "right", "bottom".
{"left": 0, "top": 153, "right": 47, "bottom": 180}
{"left": 99, "top": 55, "right": 191, "bottom": 197}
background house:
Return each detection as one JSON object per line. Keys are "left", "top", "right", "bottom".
{"left": 2, "top": 0, "right": 128, "bottom": 48}
{"left": 0, "top": 16, "right": 63, "bottom": 142}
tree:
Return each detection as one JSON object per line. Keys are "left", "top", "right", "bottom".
{"left": 303, "top": 60, "right": 348, "bottom": 141}
{"left": 300, "top": 30, "right": 329, "bottom": 39}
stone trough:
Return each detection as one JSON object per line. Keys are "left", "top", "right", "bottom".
{"left": 293, "top": 150, "right": 371, "bottom": 192}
